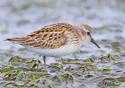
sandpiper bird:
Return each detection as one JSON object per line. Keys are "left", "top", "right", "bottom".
{"left": 4, "top": 22, "right": 100, "bottom": 72}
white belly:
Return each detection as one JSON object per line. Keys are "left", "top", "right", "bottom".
{"left": 23, "top": 44, "right": 81, "bottom": 57}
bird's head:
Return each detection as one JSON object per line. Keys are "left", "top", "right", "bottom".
{"left": 77, "top": 24, "right": 100, "bottom": 48}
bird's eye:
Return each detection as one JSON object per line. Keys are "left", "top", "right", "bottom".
{"left": 87, "top": 32, "right": 90, "bottom": 35}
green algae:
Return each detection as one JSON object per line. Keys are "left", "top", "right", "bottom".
{"left": 0, "top": 52, "right": 125, "bottom": 88}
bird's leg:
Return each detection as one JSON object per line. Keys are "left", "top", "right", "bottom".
{"left": 61, "top": 59, "right": 91, "bottom": 65}
{"left": 43, "top": 56, "right": 47, "bottom": 72}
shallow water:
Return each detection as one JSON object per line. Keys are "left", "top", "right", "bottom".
{"left": 0, "top": 0, "right": 125, "bottom": 88}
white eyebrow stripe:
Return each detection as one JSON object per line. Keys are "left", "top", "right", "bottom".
{"left": 82, "top": 26, "right": 89, "bottom": 32}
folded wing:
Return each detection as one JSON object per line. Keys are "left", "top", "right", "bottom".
{"left": 4, "top": 23, "right": 76, "bottom": 49}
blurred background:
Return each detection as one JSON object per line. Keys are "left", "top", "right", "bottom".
{"left": 0, "top": 0, "right": 125, "bottom": 58}
{"left": 0, "top": 0, "right": 125, "bottom": 88}
{"left": 0, "top": 0, "right": 125, "bottom": 48}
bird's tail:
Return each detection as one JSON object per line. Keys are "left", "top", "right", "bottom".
{"left": 4, "top": 36, "right": 29, "bottom": 44}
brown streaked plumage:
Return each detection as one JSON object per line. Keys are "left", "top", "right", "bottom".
{"left": 5, "top": 23, "right": 81, "bottom": 49}
{"left": 4, "top": 22, "right": 100, "bottom": 72}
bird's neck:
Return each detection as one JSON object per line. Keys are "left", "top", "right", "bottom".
{"left": 74, "top": 25, "right": 87, "bottom": 42}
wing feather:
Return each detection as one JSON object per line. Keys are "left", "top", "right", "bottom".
{"left": 4, "top": 23, "right": 77, "bottom": 49}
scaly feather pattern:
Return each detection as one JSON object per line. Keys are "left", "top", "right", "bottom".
{"left": 4, "top": 23, "right": 80, "bottom": 49}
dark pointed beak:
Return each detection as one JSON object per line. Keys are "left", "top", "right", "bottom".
{"left": 91, "top": 38, "right": 100, "bottom": 48}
